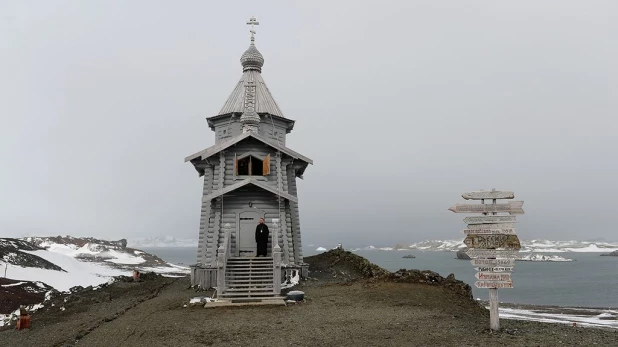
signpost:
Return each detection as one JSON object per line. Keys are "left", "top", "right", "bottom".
{"left": 463, "top": 234, "right": 521, "bottom": 249}
{"left": 450, "top": 189, "right": 524, "bottom": 331}
{"left": 464, "top": 222, "right": 515, "bottom": 230}
{"left": 462, "top": 228, "right": 516, "bottom": 235}
{"left": 475, "top": 272, "right": 512, "bottom": 281}
{"left": 470, "top": 259, "right": 515, "bottom": 267}
{"left": 462, "top": 190, "right": 514, "bottom": 200}
{"left": 475, "top": 281, "right": 514, "bottom": 289}
{"left": 474, "top": 267, "right": 514, "bottom": 272}
{"left": 465, "top": 249, "right": 519, "bottom": 258}
{"left": 463, "top": 216, "right": 517, "bottom": 224}
{"left": 448, "top": 201, "right": 524, "bottom": 214}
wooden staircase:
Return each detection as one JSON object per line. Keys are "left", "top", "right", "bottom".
{"left": 218, "top": 257, "right": 278, "bottom": 300}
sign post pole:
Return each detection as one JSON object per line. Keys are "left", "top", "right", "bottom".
{"left": 488, "top": 197, "right": 499, "bottom": 331}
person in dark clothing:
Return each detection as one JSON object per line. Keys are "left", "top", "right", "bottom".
{"left": 255, "top": 218, "right": 269, "bottom": 257}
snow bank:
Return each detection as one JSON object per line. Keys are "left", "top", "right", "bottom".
{"left": 1, "top": 250, "right": 129, "bottom": 292}
{"left": 518, "top": 254, "right": 573, "bottom": 262}
{"left": 499, "top": 307, "right": 618, "bottom": 329}
{"left": 316, "top": 247, "right": 327, "bottom": 251}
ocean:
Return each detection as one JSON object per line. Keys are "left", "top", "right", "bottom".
{"left": 142, "top": 247, "right": 618, "bottom": 309}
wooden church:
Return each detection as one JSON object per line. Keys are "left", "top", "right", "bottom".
{"left": 186, "top": 18, "right": 312, "bottom": 299}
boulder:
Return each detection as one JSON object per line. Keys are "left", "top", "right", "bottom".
{"left": 456, "top": 247, "right": 471, "bottom": 260}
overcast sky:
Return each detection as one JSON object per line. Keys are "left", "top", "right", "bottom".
{"left": 1, "top": 1, "right": 617, "bottom": 247}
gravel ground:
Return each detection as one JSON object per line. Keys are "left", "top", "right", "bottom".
{"left": 2, "top": 275, "right": 617, "bottom": 347}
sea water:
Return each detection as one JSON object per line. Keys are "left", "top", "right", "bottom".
{"left": 144, "top": 247, "right": 618, "bottom": 308}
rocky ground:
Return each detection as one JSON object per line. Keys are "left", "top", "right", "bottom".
{"left": 1, "top": 249, "right": 616, "bottom": 346}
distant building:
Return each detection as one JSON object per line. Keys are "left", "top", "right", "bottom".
{"left": 185, "top": 19, "right": 312, "bottom": 299}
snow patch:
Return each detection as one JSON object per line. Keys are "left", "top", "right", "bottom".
{"left": 499, "top": 307, "right": 618, "bottom": 329}
{"left": 7, "top": 250, "right": 130, "bottom": 291}
{"left": 518, "top": 254, "right": 573, "bottom": 262}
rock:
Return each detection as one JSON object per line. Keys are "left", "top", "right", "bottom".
{"left": 600, "top": 250, "right": 618, "bottom": 256}
{"left": 388, "top": 269, "right": 474, "bottom": 300}
{"left": 456, "top": 247, "right": 471, "bottom": 260}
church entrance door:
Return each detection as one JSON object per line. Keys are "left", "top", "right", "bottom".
{"left": 237, "top": 210, "right": 264, "bottom": 257}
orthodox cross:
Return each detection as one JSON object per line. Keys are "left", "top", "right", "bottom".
{"left": 246, "top": 16, "right": 259, "bottom": 42}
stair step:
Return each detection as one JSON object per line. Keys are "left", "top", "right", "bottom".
{"left": 229, "top": 257, "right": 273, "bottom": 260}
{"left": 225, "top": 268, "right": 274, "bottom": 274}
{"left": 218, "top": 292, "right": 277, "bottom": 298}
{"left": 225, "top": 264, "right": 273, "bottom": 269}
{"left": 227, "top": 284, "right": 273, "bottom": 289}
{"left": 224, "top": 287, "right": 274, "bottom": 292}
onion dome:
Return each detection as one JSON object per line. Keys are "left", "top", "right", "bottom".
{"left": 240, "top": 42, "right": 264, "bottom": 73}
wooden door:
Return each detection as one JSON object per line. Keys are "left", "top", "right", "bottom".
{"left": 237, "top": 210, "right": 262, "bottom": 257}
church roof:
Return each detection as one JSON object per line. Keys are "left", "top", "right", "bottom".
{"left": 215, "top": 69, "right": 286, "bottom": 119}
{"left": 202, "top": 178, "right": 298, "bottom": 203}
{"left": 185, "top": 131, "right": 313, "bottom": 165}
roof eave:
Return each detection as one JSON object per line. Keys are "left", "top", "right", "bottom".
{"left": 206, "top": 112, "right": 295, "bottom": 133}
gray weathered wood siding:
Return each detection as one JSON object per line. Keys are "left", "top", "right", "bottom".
{"left": 192, "top": 131, "right": 305, "bottom": 267}
{"left": 208, "top": 190, "right": 291, "bottom": 257}
{"left": 286, "top": 164, "right": 304, "bottom": 263}
{"left": 196, "top": 164, "right": 214, "bottom": 264}
{"left": 212, "top": 115, "right": 288, "bottom": 145}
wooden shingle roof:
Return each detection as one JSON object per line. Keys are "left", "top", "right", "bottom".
{"left": 215, "top": 70, "right": 285, "bottom": 119}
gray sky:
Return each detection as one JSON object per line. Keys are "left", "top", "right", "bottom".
{"left": 1, "top": 1, "right": 617, "bottom": 247}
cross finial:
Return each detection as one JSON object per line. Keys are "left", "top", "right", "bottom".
{"left": 246, "top": 16, "right": 259, "bottom": 43}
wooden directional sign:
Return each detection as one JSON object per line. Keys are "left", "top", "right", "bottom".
{"left": 462, "top": 190, "right": 514, "bottom": 200}
{"left": 462, "top": 228, "right": 516, "bottom": 235}
{"left": 475, "top": 272, "right": 512, "bottom": 281}
{"left": 464, "top": 216, "right": 517, "bottom": 224}
{"left": 470, "top": 258, "right": 516, "bottom": 267}
{"left": 463, "top": 234, "right": 521, "bottom": 249}
{"left": 475, "top": 281, "right": 514, "bottom": 289}
{"left": 449, "top": 201, "right": 524, "bottom": 214}
{"left": 474, "top": 267, "right": 514, "bottom": 272}
{"left": 466, "top": 223, "right": 516, "bottom": 230}
{"left": 465, "top": 249, "right": 519, "bottom": 259}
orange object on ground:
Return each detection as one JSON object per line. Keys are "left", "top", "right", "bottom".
{"left": 16, "top": 315, "right": 31, "bottom": 330}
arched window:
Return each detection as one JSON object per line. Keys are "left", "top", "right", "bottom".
{"left": 235, "top": 153, "right": 271, "bottom": 176}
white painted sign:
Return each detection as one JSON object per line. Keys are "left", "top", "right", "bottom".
{"left": 464, "top": 216, "right": 517, "bottom": 224}
{"left": 474, "top": 267, "right": 514, "bottom": 272}
{"left": 465, "top": 223, "right": 516, "bottom": 230}
{"left": 465, "top": 249, "right": 520, "bottom": 259}
{"left": 470, "top": 259, "right": 516, "bottom": 267}
{"left": 448, "top": 201, "right": 524, "bottom": 214}
{"left": 475, "top": 281, "right": 514, "bottom": 289}
{"left": 464, "top": 234, "right": 521, "bottom": 249}
{"left": 475, "top": 272, "right": 512, "bottom": 281}
{"left": 462, "top": 190, "right": 514, "bottom": 200}
{"left": 462, "top": 228, "right": 516, "bottom": 235}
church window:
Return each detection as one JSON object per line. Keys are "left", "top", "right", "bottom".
{"left": 235, "top": 153, "right": 270, "bottom": 176}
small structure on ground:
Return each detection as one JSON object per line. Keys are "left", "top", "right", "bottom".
{"left": 185, "top": 18, "right": 312, "bottom": 301}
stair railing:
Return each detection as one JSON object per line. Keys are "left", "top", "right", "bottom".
{"left": 272, "top": 219, "right": 282, "bottom": 295}
{"left": 217, "top": 223, "right": 232, "bottom": 294}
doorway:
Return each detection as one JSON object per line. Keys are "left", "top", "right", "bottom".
{"left": 237, "top": 210, "right": 265, "bottom": 257}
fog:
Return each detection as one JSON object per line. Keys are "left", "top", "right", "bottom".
{"left": 1, "top": 1, "right": 617, "bottom": 247}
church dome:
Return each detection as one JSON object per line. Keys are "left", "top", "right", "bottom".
{"left": 240, "top": 43, "right": 264, "bottom": 72}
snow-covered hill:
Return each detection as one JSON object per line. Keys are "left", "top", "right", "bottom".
{"left": 1, "top": 236, "right": 189, "bottom": 293}
{"left": 127, "top": 236, "right": 196, "bottom": 248}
